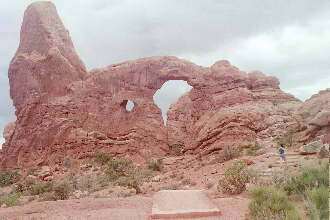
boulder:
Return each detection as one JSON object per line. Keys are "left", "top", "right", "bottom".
{"left": 26, "top": 175, "right": 37, "bottom": 182}
{"left": 299, "top": 140, "right": 323, "bottom": 155}
{"left": 38, "top": 166, "right": 52, "bottom": 180}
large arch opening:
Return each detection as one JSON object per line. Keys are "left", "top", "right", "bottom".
{"left": 153, "top": 80, "right": 193, "bottom": 125}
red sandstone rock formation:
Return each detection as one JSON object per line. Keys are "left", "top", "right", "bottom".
{"left": 1, "top": 2, "right": 327, "bottom": 170}
{"left": 294, "top": 88, "right": 330, "bottom": 143}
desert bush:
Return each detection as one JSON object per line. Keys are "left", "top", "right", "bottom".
{"left": 147, "top": 158, "right": 163, "bottom": 172}
{"left": 249, "top": 186, "right": 301, "bottom": 220}
{"left": 105, "top": 157, "right": 134, "bottom": 182}
{"left": 40, "top": 192, "right": 57, "bottom": 201}
{"left": 31, "top": 181, "right": 54, "bottom": 195}
{"left": 218, "top": 160, "right": 249, "bottom": 194}
{"left": 14, "top": 180, "right": 35, "bottom": 194}
{"left": 0, "top": 170, "right": 22, "bottom": 187}
{"left": 105, "top": 157, "right": 151, "bottom": 194}
{"left": 92, "top": 150, "right": 112, "bottom": 165}
{"left": 0, "top": 192, "right": 21, "bottom": 207}
{"left": 27, "top": 167, "right": 37, "bottom": 176}
{"left": 306, "top": 186, "right": 329, "bottom": 220}
{"left": 170, "top": 141, "right": 184, "bottom": 155}
{"left": 53, "top": 181, "right": 71, "bottom": 200}
{"left": 63, "top": 156, "right": 74, "bottom": 168}
{"left": 246, "top": 142, "right": 261, "bottom": 156}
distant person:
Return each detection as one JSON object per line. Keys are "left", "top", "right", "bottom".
{"left": 279, "top": 144, "right": 287, "bottom": 167}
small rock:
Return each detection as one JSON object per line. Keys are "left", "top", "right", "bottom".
{"left": 211, "top": 169, "right": 217, "bottom": 174}
{"left": 92, "top": 167, "right": 99, "bottom": 172}
{"left": 54, "top": 165, "right": 60, "bottom": 171}
{"left": 268, "top": 164, "right": 273, "bottom": 168}
{"left": 44, "top": 176, "right": 53, "bottom": 181}
{"left": 1, "top": 204, "right": 7, "bottom": 208}
{"left": 38, "top": 166, "right": 52, "bottom": 180}
{"left": 243, "top": 159, "right": 255, "bottom": 166}
{"left": 152, "top": 175, "right": 161, "bottom": 182}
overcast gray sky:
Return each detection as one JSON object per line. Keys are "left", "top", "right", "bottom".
{"left": 1, "top": 0, "right": 330, "bottom": 146}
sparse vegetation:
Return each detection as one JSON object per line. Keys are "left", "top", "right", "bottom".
{"left": 196, "top": 153, "right": 202, "bottom": 161}
{"left": 218, "top": 160, "right": 249, "bottom": 194}
{"left": 31, "top": 181, "right": 54, "bottom": 195}
{"left": 27, "top": 167, "right": 37, "bottom": 176}
{"left": 0, "top": 170, "right": 22, "bottom": 187}
{"left": 249, "top": 186, "right": 301, "bottom": 220}
{"left": 63, "top": 156, "right": 74, "bottom": 168}
{"left": 246, "top": 142, "right": 261, "bottom": 156}
{"left": 53, "top": 181, "right": 71, "bottom": 200}
{"left": 105, "top": 157, "right": 151, "bottom": 194}
{"left": 170, "top": 141, "right": 184, "bottom": 155}
{"left": 92, "top": 150, "right": 112, "bottom": 165}
{"left": 0, "top": 192, "right": 21, "bottom": 207}
{"left": 211, "top": 146, "right": 242, "bottom": 164}
{"left": 306, "top": 186, "right": 329, "bottom": 220}
{"left": 272, "top": 100, "right": 278, "bottom": 106}
{"left": 147, "top": 158, "right": 163, "bottom": 172}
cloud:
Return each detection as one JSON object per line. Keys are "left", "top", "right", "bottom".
{"left": 0, "top": 137, "right": 4, "bottom": 149}
{"left": 0, "top": 0, "right": 329, "bottom": 134}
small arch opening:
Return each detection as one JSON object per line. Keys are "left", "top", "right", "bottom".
{"left": 121, "top": 100, "right": 135, "bottom": 112}
{"left": 153, "top": 80, "right": 192, "bottom": 125}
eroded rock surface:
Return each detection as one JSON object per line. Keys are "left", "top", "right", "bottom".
{"left": 1, "top": 2, "right": 328, "bottom": 170}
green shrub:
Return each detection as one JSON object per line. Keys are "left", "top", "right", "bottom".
{"left": 0, "top": 192, "right": 21, "bottom": 207}
{"left": 27, "top": 167, "right": 37, "bottom": 176}
{"left": 53, "top": 181, "right": 71, "bottom": 200}
{"left": 170, "top": 142, "right": 184, "bottom": 155}
{"left": 63, "top": 156, "right": 74, "bottom": 168}
{"left": 306, "top": 186, "right": 329, "bottom": 220}
{"left": 289, "top": 165, "right": 328, "bottom": 194}
{"left": 31, "top": 181, "right": 54, "bottom": 195}
{"left": 147, "top": 158, "right": 163, "bottom": 171}
{"left": 218, "top": 160, "right": 249, "bottom": 194}
{"left": 249, "top": 186, "right": 301, "bottom": 220}
{"left": 0, "top": 170, "right": 22, "bottom": 187}
{"left": 92, "top": 150, "right": 112, "bottom": 165}
{"left": 246, "top": 142, "right": 261, "bottom": 156}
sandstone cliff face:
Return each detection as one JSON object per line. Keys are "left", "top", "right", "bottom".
{"left": 294, "top": 89, "right": 330, "bottom": 144}
{"left": 2, "top": 2, "right": 326, "bottom": 170}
